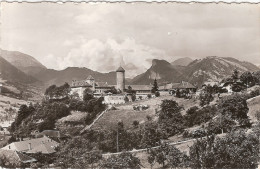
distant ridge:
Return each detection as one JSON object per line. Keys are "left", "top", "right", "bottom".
{"left": 131, "top": 56, "right": 260, "bottom": 86}
{"left": 171, "top": 57, "right": 193, "bottom": 66}
{"left": 0, "top": 55, "right": 38, "bottom": 84}
{"left": 0, "top": 49, "right": 47, "bottom": 75}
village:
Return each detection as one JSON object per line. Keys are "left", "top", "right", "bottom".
{"left": 1, "top": 64, "right": 259, "bottom": 168}
{"left": 0, "top": 2, "right": 260, "bottom": 168}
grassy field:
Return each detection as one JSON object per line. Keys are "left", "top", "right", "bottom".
{"left": 247, "top": 95, "right": 260, "bottom": 123}
{"left": 92, "top": 95, "right": 200, "bottom": 130}
{"left": 57, "top": 111, "right": 87, "bottom": 123}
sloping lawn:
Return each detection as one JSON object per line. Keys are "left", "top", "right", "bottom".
{"left": 247, "top": 95, "right": 260, "bottom": 123}
{"left": 92, "top": 108, "right": 156, "bottom": 130}
{"left": 92, "top": 95, "right": 200, "bottom": 130}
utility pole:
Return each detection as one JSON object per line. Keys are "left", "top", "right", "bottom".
{"left": 117, "top": 124, "right": 119, "bottom": 152}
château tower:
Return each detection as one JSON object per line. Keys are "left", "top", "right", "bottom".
{"left": 116, "top": 66, "right": 125, "bottom": 92}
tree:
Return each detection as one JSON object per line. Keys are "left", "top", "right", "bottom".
{"left": 147, "top": 149, "right": 157, "bottom": 169}
{"left": 151, "top": 79, "right": 159, "bottom": 94}
{"left": 131, "top": 94, "right": 136, "bottom": 102}
{"left": 155, "top": 91, "right": 160, "bottom": 97}
{"left": 100, "top": 152, "right": 142, "bottom": 169}
{"left": 240, "top": 71, "right": 256, "bottom": 87}
{"left": 199, "top": 92, "right": 214, "bottom": 107}
{"left": 124, "top": 96, "right": 129, "bottom": 103}
{"left": 253, "top": 71, "right": 260, "bottom": 84}
{"left": 167, "top": 146, "right": 186, "bottom": 168}
{"left": 83, "top": 150, "right": 102, "bottom": 169}
{"left": 10, "top": 104, "right": 34, "bottom": 132}
{"left": 189, "top": 130, "right": 259, "bottom": 169}
{"left": 174, "top": 89, "right": 180, "bottom": 97}
{"left": 147, "top": 94, "right": 152, "bottom": 99}
{"left": 132, "top": 120, "right": 139, "bottom": 128}
{"left": 54, "top": 136, "right": 95, "bottom": 168}
{"left": 140, "top": 122, "right": 165, "bottom": 148}
{"left": 105, "top": 86, "right": 118, "bottom": 94}
{"left": 206, "top": 114, "right": 236, "bottom": 135}
{"left": 218, "top": 94, "right": 250, "bottom": 126}
{"left": 83, "top": 88, "right": 94, "bottom": 103}
{"left": 232, "top": 69, "right": 239, "bottom": 81}
{"left": 158, "top": 100, "right": 184, "bottom": 136}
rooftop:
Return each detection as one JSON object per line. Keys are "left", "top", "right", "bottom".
{"left": 159, "top": 81, "right": 196, "bottom": 90}
{"left": 71, "top": 80, "right": 92, "bottom": 88}
{"left": 2, "top": 136, "right": 59, "bottom": 153}
{"left": 0, "top": 149, "right": 37, "bottom": 164}
{"left": 86, "top": 75, "right": 95, "bottom": 80}
{"left": 127, "top": 85, "right": 152, "bottom": 91}
{"left": 116, "top": 66, "right": 125, "bottom": 72}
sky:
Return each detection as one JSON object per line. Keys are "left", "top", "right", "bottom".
{"left": 1, "top": 2, "right": 260, "bottom": 78}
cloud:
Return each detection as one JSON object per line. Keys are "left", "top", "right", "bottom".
{"left": 54, "top": 38, "right": 167, "bottom": 77}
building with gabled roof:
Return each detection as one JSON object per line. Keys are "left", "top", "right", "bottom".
{"left": 0, "top": 149, "right": 37, "bottom": 167}
{"left": 71, "top": 74, "right": 114, "bottom": 98}
{"left": 159, "top": 81, "right": 197, "bottom": 96}
{"left": 2, "top": 136, "right": 59, "bottom": 154}
{"left": 26, "top": 142, "right": 56, "bottom": 154}
{"left": 35, "top": 130, "right": 67, "bottom": 140}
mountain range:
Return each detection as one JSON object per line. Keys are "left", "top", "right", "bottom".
{"left": 1, "top": 49, "right": 259, "bottom": 90}
{"left": 0, "top": 49, "right": 47, "bottom": 76}
{"left": 132, "top": 56, "right": 259, "bottom": 86}
{"left": 0, "top": 55, "right": 38, "bottom": 84}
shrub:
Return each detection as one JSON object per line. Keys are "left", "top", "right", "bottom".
{"left": 132, "top": 120, "right": 139, "bottom": 128}
{"left": 131, "top": 94, "right": 136, "bottom": 102}
{"left": 124, "top": 96, "right": 129, "bottom": 103}
{"left": 155, "top": 91, "right": 160, "bottom": 97}
{"left": 147, "top": 94, "right": 152, "bottom": 99}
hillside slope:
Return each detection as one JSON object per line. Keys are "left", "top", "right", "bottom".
{"left": 0, "top": 49, "right": 47, "bottom": 75}
{"left": 0, "top": 56, "right": 38, "bottom": 84}
{"left": 34, "top": 67, "right": 118, "bottom": 87}
{"left": 183, "top": 56, "right": 260, "bottom": 86}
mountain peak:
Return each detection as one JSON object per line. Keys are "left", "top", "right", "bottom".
{"left": 171, "top": 57, "right": 193, "bottom": 66}
{"left": 152, "top": 59, "right": 171, "bottom": 67}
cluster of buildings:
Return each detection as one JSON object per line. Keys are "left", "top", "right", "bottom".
{"left": 70, "top": 66, "right": 197, "bottom": 104}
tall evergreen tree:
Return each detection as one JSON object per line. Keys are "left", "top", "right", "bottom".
{"left": 151, "top": 79, "right": 158, "bottom": 93}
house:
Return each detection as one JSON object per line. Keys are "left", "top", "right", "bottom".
{"left": 160, "top": 81, "right": 197, "bottom": 95}
{"left": 219, "top": 80, "right": 246, "bottom": 93}
{"left": 203, "top": 81, "right": 219, "bottom": 87}
{"left": 35, "top": 130, "right": 67, "bottom": 140}
{"left": 2, "top": 136, "right": 59, "bottom": 154}
{"left": 128, "top": 85, "right": 153, "bottom": 98}
{"left": 71, "top": 75, "right": 113, "bottom": 99}
{"left": 0, "top": 149, "right": 37, "bottom": 167}
{"left": 103, "top": 95, "right": 126, "bottom": 104}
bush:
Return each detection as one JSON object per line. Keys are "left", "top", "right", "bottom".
{"left": 131, "top": 94, "right": 136, "bottom": 102}
{"left": 124, "top": 96, "right": 129, "bottom": 103}
{"left": 147, "top": 94, "right": 152, "bottom": 99}
{"left": 155, "top": 91, "right": 160, "bottom": 97}
{"left": 132, "top": 120, "right": 139, "bottom": 128}
{"left": 100, "top": 152, "right": 141, "bottom": 169}
{"left": 199, "top": 92, "right": 214, "bottom": 107}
